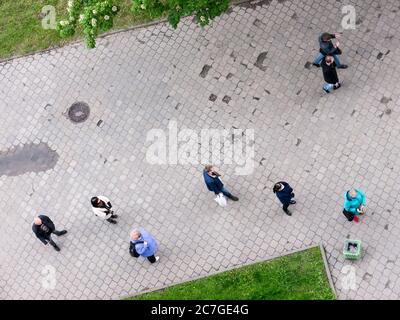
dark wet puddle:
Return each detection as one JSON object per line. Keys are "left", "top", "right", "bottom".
{"left": 0, "top": 143, "right": 59, "bottom": 177}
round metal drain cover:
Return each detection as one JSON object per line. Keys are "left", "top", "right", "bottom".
{"left": 68, "top": 102, "right": 90, "bottom": 123}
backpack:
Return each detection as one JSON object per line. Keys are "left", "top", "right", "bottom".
{"left": 129, "top": 240, "right": 144, "bottom": 256}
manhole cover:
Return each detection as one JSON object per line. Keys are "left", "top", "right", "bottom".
{"left": 68, "top": 101, "right": 90, "bottom": 123}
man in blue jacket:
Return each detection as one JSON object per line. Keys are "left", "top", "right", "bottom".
{"left": 313, "top": 32, "right": 348, "bottom": 69}
{"left": 129, "top": 228, "right": 159, "bottom": 263}
{"left": 343, "top": 189, "right": 366, "bottom": 223}
{"left": 273, "top": 182, "right": 296, "bottom": 216}
{"left": 32, "top": 215, "right": 67, "bottom": 252}
{"left": 203, "top": 164, "right": 239, "bottom": 201}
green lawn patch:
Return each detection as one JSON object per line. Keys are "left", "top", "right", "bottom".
{"left": 128, "top": 246, "right": 336, "bottom": 300}
{"left": 0, "top": 0, "right": 153, "bottom": 60}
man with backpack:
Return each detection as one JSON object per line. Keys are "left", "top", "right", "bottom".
{"left": 129, "top": 228, "right": 159, "bottom": 263}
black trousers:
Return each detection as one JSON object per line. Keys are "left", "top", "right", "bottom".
{"left": 282, "top": 203, "right": 291, "bottom": 213}
{"left": 47, "top": 230, "right": 64, "bottom": 247}
{"left": 46, "top": 235, "right": 58, "bottom": 248}
{"left": 342, "top": 209, "right": 355, "bottom": 221}
{"left": 282, "top": 193, "right": 295, "bottom": 213}
{"left": 130, "top": 245, "right": 156, "bottom": 263}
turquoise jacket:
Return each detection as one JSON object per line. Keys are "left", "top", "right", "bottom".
{"left": 344, "top": 189, "right": 366, "bottom": 215}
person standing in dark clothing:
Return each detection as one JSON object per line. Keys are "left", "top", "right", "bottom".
{"left": 32, "top": 215, "right": 67, "bottom": 252}
{"left": 313, "top": 32, "right": 348, "bottom": 69}
{"left": 321, "top": 55, "right": 341, "bottom": 93}
{"left": 273, "top": 182, "right": 296, "bottom": 216}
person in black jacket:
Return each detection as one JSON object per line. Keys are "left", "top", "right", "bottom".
{"left": 321, "top": 55, "right": 341, "bottom": 93}
{"left": 32, "top": 215, "right": 67, "bottom": 252}
{"left": 273, "top": 182, "right": 296, "bottom": 216}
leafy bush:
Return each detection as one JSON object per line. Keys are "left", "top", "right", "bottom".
{"left": 131, "top": 0, "right": 230, "bottom": 29}
{"left": 57, "top": 0, "right": 230, "bottom": 48}
{"left": 57, "top": 0, "right": 119, "bottom": 48}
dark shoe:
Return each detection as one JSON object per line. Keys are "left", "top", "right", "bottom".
{"left": 290, "top": 200, "right": 296, "bottom": 205}
{"left": 333, "top": 83, "right": 341, "bottom": 90}
{"left": 284, "top": 210, "right": 292, "bottom": 216}
{"left": 53, "top": 244, "right": 61, "bottom": 252}
{"left": 312, "top": 63, "right": 321, "bottom": 67}
{"left": 111, "top": 214, "right": 118, "bottom": 218}
{"left": 108, "top": 219, "right": 117, "bottom": 224}
{"left": 58, "top": 230, "right": 67, "bottom": 236}
{"left": 337, "top": 64, "right": 348, "bottom": 69}
{"left": 229, "top": 195, "right": 239, "bottom": 201}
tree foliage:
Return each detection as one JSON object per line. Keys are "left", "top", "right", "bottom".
{"left": 131, "top": 0, "right": 230, "bottom": 29}
{"left": 57, "top": 0, "right": 230, "bottom": 48}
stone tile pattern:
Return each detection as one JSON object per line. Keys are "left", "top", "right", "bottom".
{"left": 1, "top": 0, "right": 400, "bottom": 300}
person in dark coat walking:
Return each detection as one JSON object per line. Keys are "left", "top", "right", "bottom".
{"left": 273, "top": 182, "right": 296, "bottom": 216}
{"left": 203, "top": 164, "right": 239, "bottom": 201}
{"left": 321, "top": 55, "right": 341, "bottom": 93}
{"left": 313, "top": 32, "right": 348, "bottom": 69}
{"left": 32, "top": 215, "right": 67, "bottom": 252}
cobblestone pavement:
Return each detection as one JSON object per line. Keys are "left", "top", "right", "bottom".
{"left": 1, "top": 0, "right": 400, "bottom": 300}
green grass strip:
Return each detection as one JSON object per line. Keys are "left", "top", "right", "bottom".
{"left": 129, "top": 246, "right": 336, "bottom": 300}
{"left": 0, "top": 0, "right": 152, "bottom": 60}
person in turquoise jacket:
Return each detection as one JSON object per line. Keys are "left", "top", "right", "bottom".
{"left": 343, "top": 189, "right": 366, "bottom": 222}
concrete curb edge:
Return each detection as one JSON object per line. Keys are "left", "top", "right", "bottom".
{"left": 319, "top": 244, "right": 338, "bottom": 299}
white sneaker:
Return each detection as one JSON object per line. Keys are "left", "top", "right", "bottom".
{"left": 155, "top": 256, "right": 160, "bottom": 262}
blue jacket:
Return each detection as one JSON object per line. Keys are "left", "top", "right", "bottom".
{"left": 203, "top": 170, "right": 224, "bottom": 194}
{"left": 344, "top": 190, "right": 366, "bottom": 215}
{"left": 274, "top": 182, "right": 294, "bottom": 205}
{"left": 131, "top": 228, "right": 157, "bottom": 257}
